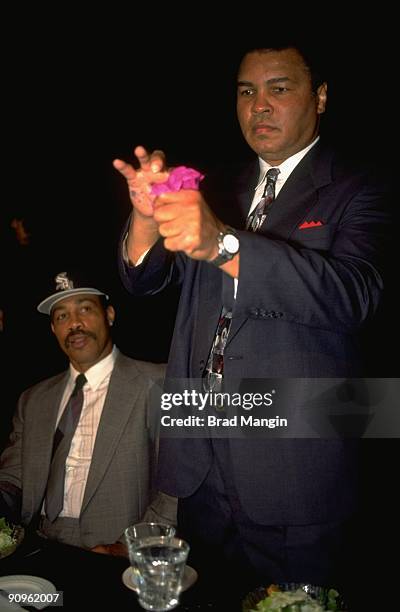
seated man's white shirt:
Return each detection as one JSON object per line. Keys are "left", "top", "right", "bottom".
{"left": 56, "top": 346, "right": 118, "bottom": 518}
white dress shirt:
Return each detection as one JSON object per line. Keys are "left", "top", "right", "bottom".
{"left": 249, "top": 137, "right": 319, "bottom": 214}
{"left": 56, "top": 346, "right": 118, "bottom": 518}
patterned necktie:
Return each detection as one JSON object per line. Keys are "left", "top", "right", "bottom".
{"left": 45, "top": 373, "right": 87, "bottom": 522}
{"left": 246, "top": 167, "right": 280, "bottom": 232}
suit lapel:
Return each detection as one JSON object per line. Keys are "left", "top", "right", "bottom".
{"left": 234, "top": 141, "right": 334, "bottom": 238}
{"left": 265, "top": 167, "right": 318, "bottom": 237}
{"left": 190, "top": 262, "right": 224, "bottom": 367}
{"left": 195, "top": 162, "right": 258, "bottom": 352}
{"left": 80, "top": 354, "right": 143, "bottom": 513}
{"left": 236, "top": 162, "right": 259, "bottom": 227}
{"left": 262, "top": 143, "right": 333, "bottom": 240}
{"left": 23, "top": 373, "right": 68, "bottom": 519}
{"left": 226, "top": 143, "right": 334, "bottom": 347}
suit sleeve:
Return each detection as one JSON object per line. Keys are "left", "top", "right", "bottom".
{"left": 235, "top": 179, "right": 390, "bottom": 333}
{"left": 0, "top": 394, "right": 24, "bottom": 522}
{"left": 141, "top": 492, "right": 178, "bottom": 527}
{"left": 118, "top": 216, "right": 187, "bottom": 296}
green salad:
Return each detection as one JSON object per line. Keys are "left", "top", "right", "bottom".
{"left": 0, "top": 517, "right": 17, "bottom": 556}
{"left": 251, "top": 586, "right": 344, "bottom": 611}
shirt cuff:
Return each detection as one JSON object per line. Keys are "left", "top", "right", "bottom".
{"left": 122, "top": 233, "right": 150, "bottom": 267}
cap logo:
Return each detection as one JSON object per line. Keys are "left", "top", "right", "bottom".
{"left": 55, "top": 272, "right": 74, "bottom": 292}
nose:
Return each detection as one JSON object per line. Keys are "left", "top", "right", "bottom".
{"left": 68, "top": 313, "right": 83, "bottom": 331}
{"left": 252, "top": 90, "right": 272, "bottom": 114}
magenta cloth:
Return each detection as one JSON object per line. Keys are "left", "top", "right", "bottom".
{"left": 151, "top": 166, "right": 204, "bottom": 195}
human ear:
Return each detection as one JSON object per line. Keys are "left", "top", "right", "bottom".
{"left": 316, "top": 82, "right": 328, "bottom": 114}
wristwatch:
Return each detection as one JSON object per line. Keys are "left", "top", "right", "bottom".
{"left": 209, "top": 227, "right": 240, "bottom": 267}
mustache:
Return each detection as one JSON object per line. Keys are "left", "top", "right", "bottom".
{"left": 65, "top": 329, "right": 96, "bottom": 346}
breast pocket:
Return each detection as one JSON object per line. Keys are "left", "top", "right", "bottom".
{"left": 290, "top": 224, "right": 336, "bottom": 250}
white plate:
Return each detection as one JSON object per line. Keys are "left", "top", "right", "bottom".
{"left": 122, "top": 564, "right": 198, "bottom": 594}
{"left": 0, "top": 576, "right": 56, "bottom": 610}
{"left": 0, "top": 591, "right": 24, "bottom": 612}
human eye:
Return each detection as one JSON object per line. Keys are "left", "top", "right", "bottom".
{"left": 238, "top": 87, "right": 255, "bottom": 97}
{"left": 271, "top": 86, "right": 289, "bottom": 94}
{"left": 54, "top": 312, "right": 67, "bottom": 322}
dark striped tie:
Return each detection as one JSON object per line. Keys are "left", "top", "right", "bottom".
{"left": 246, "top": 167, "right": 280, "bottom": 232}
{"left": 45, "top": 373, "right": 87, "bottom": 522}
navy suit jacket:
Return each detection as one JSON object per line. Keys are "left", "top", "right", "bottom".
{"left": 119, "top": 141, "right": 389, "bottom": 525}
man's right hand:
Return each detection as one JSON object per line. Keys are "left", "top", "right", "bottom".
{"left": 114, "top": 146, "right": 170, "bottom": 264}
{"left": 113, "top": 145, "right": 169, "bottom": 220}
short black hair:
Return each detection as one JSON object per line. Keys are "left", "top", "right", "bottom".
{"left": 235, "top": 37, "right": 328, "bottom": 93}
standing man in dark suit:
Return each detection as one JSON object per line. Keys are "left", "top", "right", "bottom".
{"left": 114, "top": 40, "right": 389, "bottom": 596}
{"left": 0, "top": 270, "right": 176, "bottom": 553}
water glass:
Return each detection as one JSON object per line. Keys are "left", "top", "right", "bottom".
{"left": 125, "top": 522, "right": 176, "bottom": 562}
{"left": 125, "top": 522, "right": 175, "bottom": 543}
{"left": 130, "top": 536, "right": 190, "bottom": 611}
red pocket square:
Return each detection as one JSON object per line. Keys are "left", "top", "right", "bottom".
{"left": 299, "top": 220, "right": 323, "bottom": 229}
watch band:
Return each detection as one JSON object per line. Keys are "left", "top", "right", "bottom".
{"left": 209, "top": 227, "right": 239, "bottom": 267}
{"left": 209, "top": 251, "right": 232, "bottom": 267}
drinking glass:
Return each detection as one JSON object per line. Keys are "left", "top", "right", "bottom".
{"left": 125, "top": 523, "right": 177, "bottom": 586}
{"left": 130, "top": 536, "right": 190, "bottom": 611}
{"left": 125, "top": 522, "right": 175, "bottom": 544}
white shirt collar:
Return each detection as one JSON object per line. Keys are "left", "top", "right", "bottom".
{"left": 69, "top": 345, "right": 118, "bottom": 391}
{"left": 255, "top": 136, "right": 320, "bottom": 190}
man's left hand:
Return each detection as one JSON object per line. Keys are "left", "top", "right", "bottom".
{"left": 91, "top": 542, "right": 128, "bottom": 557}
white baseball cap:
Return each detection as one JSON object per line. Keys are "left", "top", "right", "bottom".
{"left": 37, "top": 270, "right": 109, "bottom": 315}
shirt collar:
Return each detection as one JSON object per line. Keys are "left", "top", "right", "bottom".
{"left": 255, "top": 136, "right": 320, "bottom": 190}
{"left": 69, "top": 345, "right": 118, "bottom": 391}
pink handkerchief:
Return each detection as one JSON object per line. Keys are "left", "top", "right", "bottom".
{"left": 151, "top": 166, "right": 204, "bottom": 195}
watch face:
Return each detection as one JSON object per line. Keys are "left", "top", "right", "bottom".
{"left": 223, "top": 233, "right": 239, "bottom": 254}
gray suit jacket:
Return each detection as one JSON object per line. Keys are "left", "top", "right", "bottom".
{"left": 0, "top": 351, "right": 177, "bottom": 548}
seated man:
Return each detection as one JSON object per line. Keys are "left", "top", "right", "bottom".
{"left": 0, "top": 269, "right": 176, "bottom": 554}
